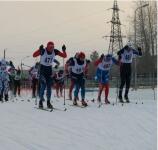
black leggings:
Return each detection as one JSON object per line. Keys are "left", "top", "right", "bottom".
{"left": 119, "top": 64, "right": 131, "bottom": 97}
{"left": 14, "top": 80, "right": 21, "bottom": 96}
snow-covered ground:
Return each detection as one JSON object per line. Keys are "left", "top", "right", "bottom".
{"left": 0, "top": 88, "right": 157, "bottom": 150}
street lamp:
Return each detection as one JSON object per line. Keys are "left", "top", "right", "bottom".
{"left": 134, "top": 3, "right": 149, "bottom": 90}
{"left": 4, "top": 48, "right": 7, "bottom": 59}
{"left": 21, "top": 56, "right": 30, "bottom": 75}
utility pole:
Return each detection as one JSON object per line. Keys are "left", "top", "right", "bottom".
{"left": 103, "top": 0, "right": 125, "bottom": 55}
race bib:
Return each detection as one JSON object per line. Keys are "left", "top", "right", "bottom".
{"left": 76, "top": 67, "right": 83, "bottom": 73}
{"left": 103, "top": 63, "right": 111, "bottom": 70}
{"left": 45, "top": 57, "right": 53, "bottom": 64}
{"left": 125, "top": 54, "right": 132, "bottom": 61}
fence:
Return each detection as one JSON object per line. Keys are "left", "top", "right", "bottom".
{"left": 20, "top": 73, "right": 157, "bottom": 90}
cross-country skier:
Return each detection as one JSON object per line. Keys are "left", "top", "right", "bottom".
{"left": 0, "top": 59, "right": 10, "bottom": 102}
{"left": 8, "top": 61, "right": 16, "bottom": 99}
{"left": 13, "top": 68, "right": 21, "bottom": 97}
{"left": 67, "top": 52, "right": 89, "bottom": 106}
{"left": 54, "top": 69, "right": 64, "bottom": 98}
{"left": 29, "top": 62, "right": 40, "bottom": 98}
{"left": 65, "top": 52, "right": 79, "bottom": 100}
{"left": 117, "top": 41, "right": 142, "bottom": 103}
{"left": 33, "top": 41, "right": 67, "bottom": 109}
{"left": 95, "top": 54, "right": 118, "bottom": 104}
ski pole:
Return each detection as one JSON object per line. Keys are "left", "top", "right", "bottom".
{"left": 153, "top": 86, "right": 156, "bottom": 101}
{"left": 63, "top": 58, "right": 66, "bottom": 105}
{"left": 35, "top": 80, "right": 38, "bottom": 105}
{"left": 91, "top": 77, "right": 95, "bottom": 102}
{"left": 116, "top": 77, "right": 119, "bottom": 105}
{"left": 35, "top": 62, "right": 40, "bottom": 105}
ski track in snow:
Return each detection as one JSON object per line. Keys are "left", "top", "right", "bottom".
{"left": 0, "top": 88, "right": 156, "bottom": 150}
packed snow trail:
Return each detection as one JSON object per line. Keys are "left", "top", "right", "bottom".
{"left": 0, "top": 88, "right": 156, "bottom": 150}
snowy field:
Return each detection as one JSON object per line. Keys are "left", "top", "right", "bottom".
{"left": 0, "top": 88, "right": 157, "bottom": 150}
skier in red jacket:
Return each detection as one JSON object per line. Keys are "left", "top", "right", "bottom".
{"left": 33, "top": 41, "right": 67, "bottom": 109}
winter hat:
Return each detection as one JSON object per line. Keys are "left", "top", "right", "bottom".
{"left": 79, "top": 52, "right": 85, "bottom": 59}
{"left": 47, "top": 41, "right": 54, "bottom": 47}
{"left": 47, "top": 41, "right": 54, "bottom": 51}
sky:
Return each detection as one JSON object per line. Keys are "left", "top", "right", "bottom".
{"left": 0, "top": 1, "right": 135, "bottom": 68}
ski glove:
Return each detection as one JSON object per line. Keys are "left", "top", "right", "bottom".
{"left": 100, "top": 54, "right": 104, "bottom": 60}
{"left": 39, "top": 45, "right": 44, "bottom": 51}
{"left": 138, "top": 47, "right": 141, "bottom": 51}
{"left": 62, "top": 45, "right": 66, "bottom": 51}
{"left": 54, "top": 65, "right": 59, "bottom": 69}
{"left": 9, "top": 61, "right": 15, "bottom": 68}
{"left": 87, "top": 59, "right": 91, "bottom": 64}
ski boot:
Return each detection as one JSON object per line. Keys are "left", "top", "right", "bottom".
{"left": 32, "top": 95, "right": 36, "bottom": 98}
{"left": 39, "top": 100, "right": 43, "bottom": 109}
{"left": 5, "top": 94, "right": 8, "bottom": 102}
{"left": 105, "top": 98, "right": 110, "bottom": 104}
{"left": 81, "top": 99, "right": 88, "bottom": 107}
{"left": 73, "top": 97, "right": 77, "bottom": 105}
{"left": 91, "top": 98, "right": 95, "bottom": 103}
{"left": 76, "top": 96, "right": 79, "bottom": 101}
{"left": 47, "top": 100, "right": 53, "bottom": 109}
{"left": 97, "top": 96, "right": 101, "bottom": 103}
{"left": 68, "top": 93, "right": 72, "bottom": 100}
{"left": 124, "top": 95, "right": 130, "bottom": 103}
{"left": 118, "top": 95, "right": 124, "bottom": 103}
{"left": 69, "top": 95, "right": 72, "bottom": 100}
{"left": 60, "top": 92, "right": 63, "bottom": 97}
{"left": 0, "top": 95, "right": 3, "bottom": 102}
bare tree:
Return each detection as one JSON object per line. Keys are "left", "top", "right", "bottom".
{"left": 88, "top": 51, "right": 99, "bottom": 79}
{"left": 128, "top": 0, "right": 157, "bottom": 75}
